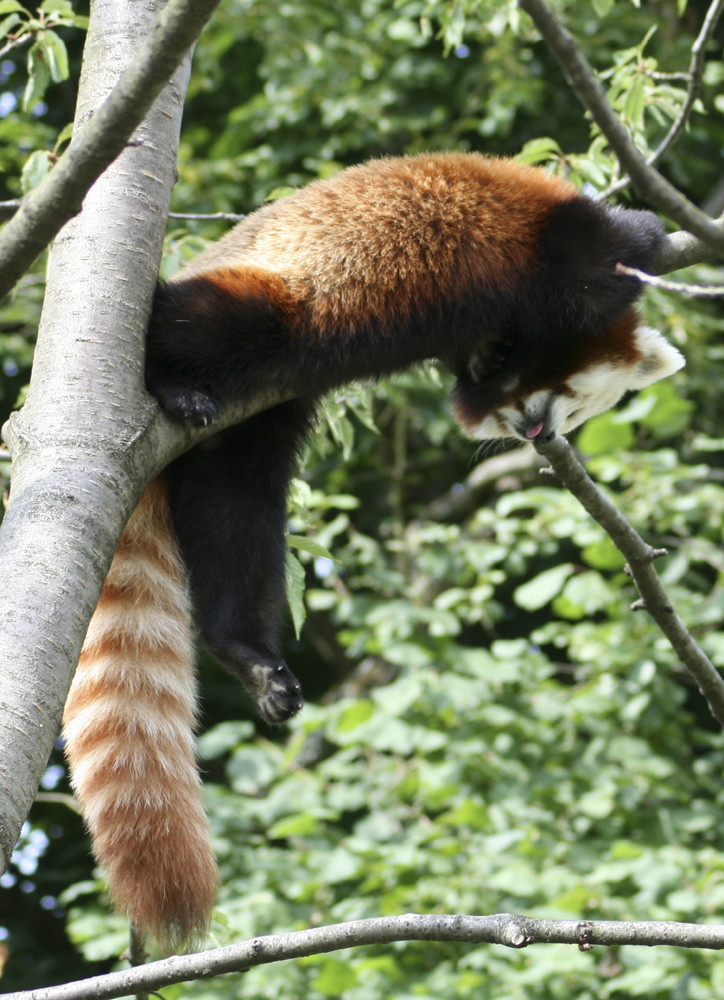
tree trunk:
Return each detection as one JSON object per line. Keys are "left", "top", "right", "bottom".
{"left": 0, "top": 0, "right": 191, "bottom": 873}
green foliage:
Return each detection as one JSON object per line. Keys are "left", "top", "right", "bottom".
{"left": 62, "top": 372, "right": 724, "bottom": 997}
{"left": 0, "top": 0, "right": 86, "bottom": 112}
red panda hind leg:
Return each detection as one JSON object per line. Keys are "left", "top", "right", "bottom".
{"left": 62, "top": 478, "right": 218, "bottom": 951}
{"left": 165, "top": 404, "right": 313, "bottom": 724}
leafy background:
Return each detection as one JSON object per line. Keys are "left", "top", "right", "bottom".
{"left": 1, "top": 0, "right": 724, "bottom": 996}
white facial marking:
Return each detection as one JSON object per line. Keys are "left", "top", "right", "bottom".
{"left": 629, "top": 324, "right": 685, "bottom": 386}
{"left": 467, "top": 325, "right": 684, "bottom": 443}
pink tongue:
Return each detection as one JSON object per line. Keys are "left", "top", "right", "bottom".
{"left": 525, "top": 422, "right": 544, "bottom": 439}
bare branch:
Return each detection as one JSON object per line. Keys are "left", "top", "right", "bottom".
{"left": 0, "top": 0, "right": 224, "bottom": 301}
{"left": 0, "top": 30, "right": 31, "bottom": 60}
{"left": 168, "top": 211, "right": 246, "bottom": 223}
{"left": 654, "top": 225, "right": 724, "bottom": 272}
{"left": 517, "top": 0, "right": 724, "bottom": 254}
{"left": 4, "top": 912, "right": 724, "bottom": 1000}
{"left": 617, "top": 262, "right": 724, "bottom": 296}
{"left": 533, "top": 435, "right": 724, "bottom": 730}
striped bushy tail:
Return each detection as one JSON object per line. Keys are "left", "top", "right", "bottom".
{"left": 62, "top": 477, "right": 218, "bottom": 951}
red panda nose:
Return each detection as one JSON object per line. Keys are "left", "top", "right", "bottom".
{"left": 524, "top": 421, "right": 545, "bottom": 439}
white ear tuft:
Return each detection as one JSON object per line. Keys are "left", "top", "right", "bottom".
{"left": 629, "top": 325, "right": 685, "bottom": 389}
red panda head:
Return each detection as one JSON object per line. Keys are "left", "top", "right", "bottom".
{"left": 452, "top": 310, "right": 684, "bottom": 442}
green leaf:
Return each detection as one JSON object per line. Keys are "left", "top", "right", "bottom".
{"left": 20, "top": 149, "right": 52, "bottom": 193}
{"left": 326, "top": 407, "right": 355, "bottom": 459}
{"left": 0, "top": 11, "right": 22, "bottom": 39}
{"left": 444, "top": 799, "right": 489, "bottom": 830}
{"left": 268, "top": 813, "right": 320, "bottom": 838}
{"left": 516, "top": 136, "right": 562, "bottom": 165}
{"left": 638, "top": 380, "right": 693, "bottom": 439}
{"left": 336, "top": 699, "right": 375, "bottom": 732}
{"left": 197, "top": 720, "right": 255, "bottom": 760}
{"left": 227, "top": 745, "right": 278, "bottom": 795}
{"left": 554, "top": 570, "right": 612, "bottom": 619}
{"left": 54, "top": 119, "right": 74, "bottom": 152}
{"left": 314, "top": 958, "right": 358, "bottom": 996}
{"left": 23, "top": 41, "right": 50, "bottom": 110}
{"left": 514, "top": 563, "right": 575, "bottom": 611}
{"left": 576, "top": 411, "right": 635, "bottom": 455}
{"left": 40, "top": 28, "right": 69, "bottom": 82}
{"left": 441, "top": 0, "right": 466, "bottom": 54}
{"left": 287, "top": 533, "right": 336, "bottom": 561}
{"left": 0, "top": 0, "right": 26, "bottom": 13}
{"left": 582, "top": 536, "right": 624, "bottom": 571}
{"left": 285, "top": 549, "right": 307, "bottom": 638}
{"left": 622, "top": 75, "right": 646, "bottom": 126}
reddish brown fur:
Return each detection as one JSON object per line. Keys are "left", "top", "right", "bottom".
{"left": 182, "top": 153, "right": 579, "bottom": 339}
{"left": 63, "top": 479, "right": 218, "bottom": 951}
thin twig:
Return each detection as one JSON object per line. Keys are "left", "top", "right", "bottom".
{"left": 168, "top": 211, "right": 246, "bottom": 223}
{"left": 0, "top": 31, "right": 31, "bottom": 60}
{"left": 616, "top": 263, "right": 724, "bottom": 296}
{"left": 517, "top": 0, "right": 724, "bottom": 254}
{"left": 605, "top": 0, "right": 724, "bottom": 197}
{"left": 4, "top": 913, "right": 724, "bottom": 1000}
{"left": 533, "top": 434, "right": 724, "bottom": 729}
{"left": 32, "top": 792, "right": 83, "bottom": 814}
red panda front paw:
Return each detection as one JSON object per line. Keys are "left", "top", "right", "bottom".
{"left": 149, "top": 378, "right": 221, "bottom": 428}
{"left": 252, "top": 661, "right": 304, "bottom": 724}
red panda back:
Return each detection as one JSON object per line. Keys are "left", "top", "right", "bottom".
{"left": 62, "top": 477, "right": 218, "bottom": 950}
{"left": 178, "top": 152, "right": 580, "bottom": 330}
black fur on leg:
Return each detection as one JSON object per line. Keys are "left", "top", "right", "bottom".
{"left": 166, "top": 398, "right": 316, "bottom": 723}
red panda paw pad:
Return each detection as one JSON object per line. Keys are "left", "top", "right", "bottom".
{"left": 252, "top": 661, "right": 304, "bottom": 724}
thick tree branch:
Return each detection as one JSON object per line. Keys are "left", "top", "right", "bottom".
{"left": 3, "top": 913, "right": 724, "bottom": 1000}
{"left": 653, "top": 226, "right": 724, "bottom": 272}
{"left": 517, "top": 0, "right": 724, "bottom": 255}
{"left": 0, "top": 0, "right": 223, "bottom": 301}
{"left": 534, "top": 435, "right": 724, "bottom": 729}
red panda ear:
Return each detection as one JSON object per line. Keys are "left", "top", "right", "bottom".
{"left": 629, "top": 325, "right": 685, "bottom": 389}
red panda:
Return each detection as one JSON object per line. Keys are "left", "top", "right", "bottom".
{"left": 62, "top": 152, "right": 684, "bottom": 950}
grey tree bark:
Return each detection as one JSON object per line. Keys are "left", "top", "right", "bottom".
{"left": 0, "top": 0, "right": 194, "bottom": 876}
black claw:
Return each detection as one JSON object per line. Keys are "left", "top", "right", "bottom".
{"left": 148, "top": 378, "right": 221, "bottom": 427}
